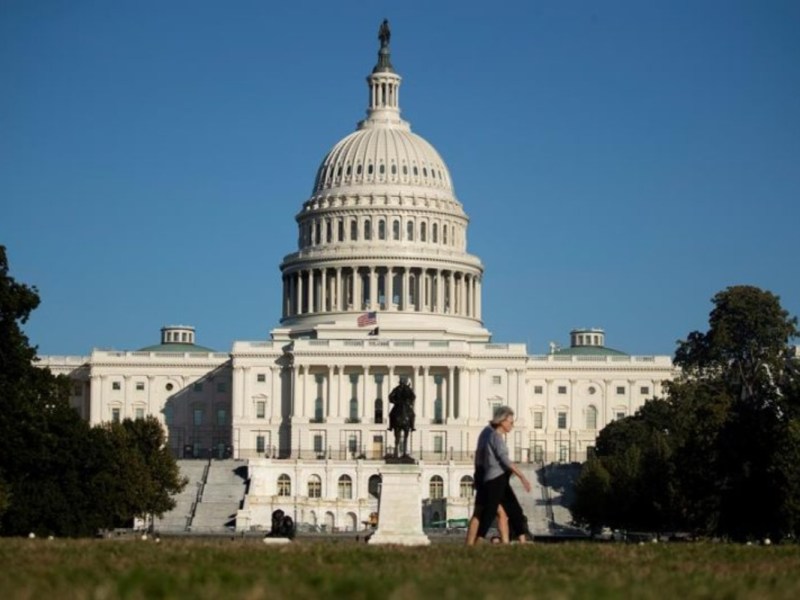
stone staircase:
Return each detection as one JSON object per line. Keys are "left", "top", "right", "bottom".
{"left": 155, "top": 460, "right": 207, "bottom": 532}
{"left": 189, "top": 460, "right": 248, "bottom": 532}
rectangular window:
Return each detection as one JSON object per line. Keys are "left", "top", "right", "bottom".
{"left": 433, "top": 435, "right": 444, "bottom": 454}
{"left": 557, "top": 386, "right": 567, "bottom": 394}
{"left": 217, "top": 408, "right": 227, "bottom": 426}
{"left": 256, "top": 401, "right": 266, "bottom": 419}
{"left": 557, "top": 412, "right": 567, "bottom": 429}
{"left": 348, "top": 434, "right": 358, "bottom": 454}
{"left": 492, "top": 375, "right": 502, "bottom": 385}
{"left": 135, "top": 407, "right": 144, "bottom": 420}
{"left": 135, "top": 381, "right": 145, "bottom": 391}
{"left": 193, "top": 382, "right": 203, "bottom": 392}
{"left": 533, "top": 444, "right": 544, "bottom": 463}
{"left": 193, "top": 408, "right": 203, "bottom": 426}
{"left": 533, "top": 385, "right": 543, "bottom": 394}
{"left": 616, "top": 386, "right": 625, "bottom": 395}
{"left": 111, "top": 408, "right": 121, "bottom": 423}
{"left": 256, "top": 435, "right": 265, "bottom": 453}
{"left": 257, "top": 374, "right": 266, "bottom": 383}
{"left": 314, "top": 434, "right": 324, "bottom": 453}
{"left": 533, "top": 411, "right": 544, "bottom": 429}
{"left": 616, "top": 411, "right": 626, "bottom": 421}
{"left": 559, "top": 445, "right": 569, "bottom": 462}
{"left": 216, "top": 382, "right": 226, "bottom": 393}
{"left": 640, "top": 386, "right": 650, "bottom": 395}
{"left": 72, "top": 382, "right": 83, "bottom": 396}
{"left": 112, "top": 381, "right": 121, "bottom": 391}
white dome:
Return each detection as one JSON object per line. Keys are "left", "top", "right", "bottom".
{"left": 276, "top": 22, "right": 489, "bottom": 343}
{"left": 312, "top": 126, "right": 454, "bottom": 196}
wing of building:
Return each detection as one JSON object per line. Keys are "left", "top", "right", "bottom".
{"left": 39, "top": 26, "right": 675, "bottom": 534}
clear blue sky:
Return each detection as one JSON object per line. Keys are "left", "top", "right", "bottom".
{"left": 2, "top": 0, "right": 798, "bottom": 357}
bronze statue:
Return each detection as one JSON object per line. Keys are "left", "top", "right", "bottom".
{"left": 378, "top": 19, "right": 391, "bottom": 48}
{"left": 387, "top": 379, "right": 415, "bottom": 459}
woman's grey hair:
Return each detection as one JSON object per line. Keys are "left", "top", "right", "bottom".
{"left": 490, "top": 405, "right": 514, "bottom": 426}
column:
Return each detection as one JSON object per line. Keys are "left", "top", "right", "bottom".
{"left": 457, "top": 367, "right": 468, "bottom": 421}
{"left": 369, "top": 267, "right": 377, "bottom": 310}
{"left": 386, "top": 267, "right": 394, "bottom": 311}
{"left": 361, "top": 366, "right": 369, "bottom": 419}
{"left": 297, "top": 271, "right": 304, "bottom": 315}
{"left": 402, "top": 267, "right": 410, "bottom": 311}
{"left": 448, "top": 272, "right": 455, "bottom": 314}
{"left": 271, "top": 367, "right": 281, "bottom": 420}
{"left": 335, "top": 267, "right": 343, "bottom": 311}
{"left": 436, "top": 269, "right": 443, "bottom": 313}
{"left": 232, "top": 366, "right": 245, "bottom": 420}
{"left": 321, "top": 268, "right": 328, "bottom": 312}
{"left": 354, "top": 268, "right": 362, "bottom": 310}
{"left": 89, "top": 375, "right": 102, "bottom": 425}
{"left": 337, "top": 366, "right": 346, "bottom": 420}
{"left": 475, "top": 278, "right": 482, "bottom": 320}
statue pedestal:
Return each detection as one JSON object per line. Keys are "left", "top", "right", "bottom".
{"left": 368, "top": 463, "right": 430, "bottom": 546}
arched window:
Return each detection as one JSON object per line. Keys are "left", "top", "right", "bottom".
{"left": 420, "top": 222, "right": 427, "bottom": 242}
{"left": 429, "top": 475, "right": 444, "bottom": 499}
{"left": 406, "top": 220, "right": 414, "bottom": 241}
{"left": 443, "top": 224, "right": 448, "bottom": 245}
{"left": 308, "top": 475, "right": 322, "bottom": 498}
{"left": 378, "top": 219, "right": 386, "bottom": 240}
{"left": 368, "top": 474, "right": 382, "bottom": 499}
{"left": 338, "top": 219, "right": 344, "bottom": 242}
{"left": 392, "top": 220, "right": 400, "bottom": 240}
{"left": 460, "top": 476, "right": 475, "bottom": 498}
{"left": 586, "top": 405, "right": 598, "bottom": 430}
{"left": 350, "top": 219, "right": 358, "bottom": 241}
{"left": 364, "top": 219, "right": 372, "bottom": 241}
{"left": 432, "top": 223, "right": 438, "bottom": 243}
{"left": 338, "top": 474, "right": 353, "bottom": 499}
{"left": 326, "top": 220, "right": 332, "bottom": 243}
{"left": 277, "top": 474, "right": 291, "bottom": 496}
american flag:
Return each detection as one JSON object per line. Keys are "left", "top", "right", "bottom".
{"left": 357, "top": 311, "right": 377, "bottom": 327}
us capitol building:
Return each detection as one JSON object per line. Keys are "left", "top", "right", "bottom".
{"left": 39, "top": 25, "right": 674, "bottom": 532}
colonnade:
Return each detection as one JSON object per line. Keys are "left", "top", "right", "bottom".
{"left": 282, "top": 265, "right": 482, "bottom": 320}
{"left": 291, "top": 364, "right": 464, "bottom": 424}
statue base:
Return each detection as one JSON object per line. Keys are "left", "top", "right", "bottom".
{"left": 368, "top": 463, "right": 430, "bottom": 547}
{"left": 262, "top": 537, "right": 291, "bottom": 545}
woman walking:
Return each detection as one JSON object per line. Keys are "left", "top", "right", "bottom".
{"left": 466, "top": 405, "right": 532, "bottom": 545}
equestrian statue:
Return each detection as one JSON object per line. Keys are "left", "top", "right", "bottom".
{"left": 387, "top": 379, "right": 416, "bottom": 460}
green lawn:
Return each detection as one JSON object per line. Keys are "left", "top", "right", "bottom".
{"left": 0, "top": 537, "right": 798, "bottom": 599}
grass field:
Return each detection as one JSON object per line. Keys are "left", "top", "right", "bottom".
{"left": 1, "top": 537, "right": 799, "bottom": 599}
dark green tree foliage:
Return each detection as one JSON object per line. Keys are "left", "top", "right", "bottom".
{"left": 0, "top": 246, "right": 185, "bottom": 536}
{"left": 572, "top": 286, "right": 800, "bottom": 540}
{"left": 572, "top": 399, "right": 678, "bottom": 532}
{"left": 88, "top": 418, "right": 186, "bottom": 526}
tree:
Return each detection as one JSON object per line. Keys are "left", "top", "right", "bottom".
{"left": 571, "top": 286, "right": 800, "bottom": 540}
{"left": 0, "top": 245, "right": 100, "bottom": 535}
{"left": 0, "top": 246, "right": 186, "bottom": 536}
{"left": 669, "top": 286, "right": 799, "bottom": 539}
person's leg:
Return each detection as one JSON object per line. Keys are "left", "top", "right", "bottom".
{"left": 475, "top": 476, "right": 505, "bottom": 540}
{"left": 497, "top": 505, "right": 510, "bottom": 543}
{"left": 465, "top": 513, "right": 481, "bottom": 545}
{"left": 501, "top": 482, "right": 529, "bottom": 543}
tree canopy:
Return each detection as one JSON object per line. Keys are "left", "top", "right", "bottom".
{"left": 572, "top": 285, "right": 800, "bottom": 540}
{"left": 0, "top": 245, "right": 185, "bottom": 536}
